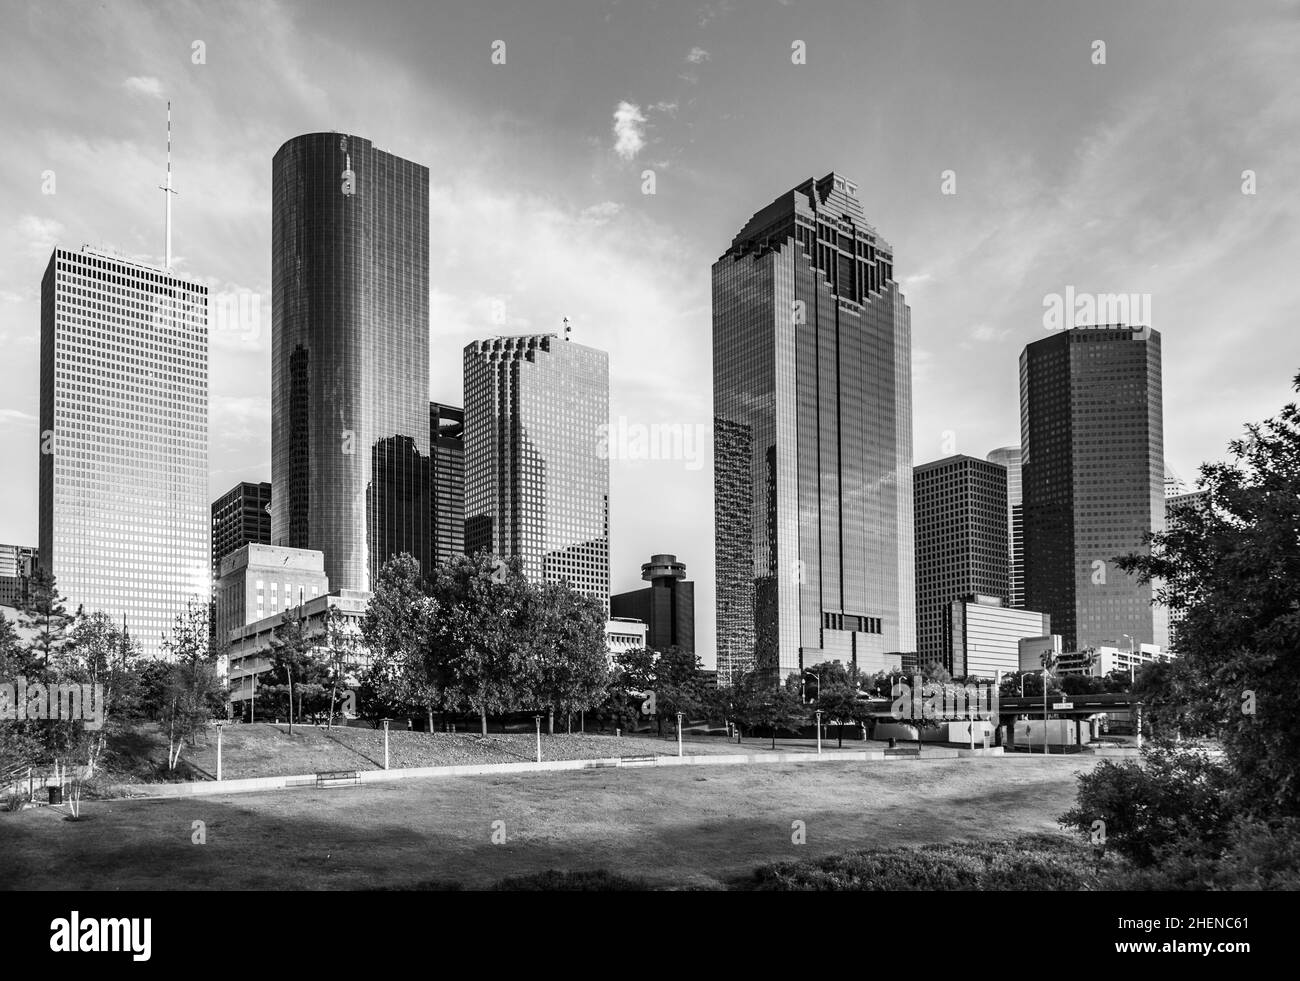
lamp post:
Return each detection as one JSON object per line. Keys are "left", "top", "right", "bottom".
{"left": 814, "top": 709, "right": 823, "bottom": 755}
{"left": 534, "top": 715, "right": 542, "bottom": 763}
{"left": 676, "top": 712, "right": 684, "bottom": 758}
{"left": 215, "top": 721, "right": 225, "bottom": 781}
{"left": 380, "top": 718, "right": 392, "bottom": 770}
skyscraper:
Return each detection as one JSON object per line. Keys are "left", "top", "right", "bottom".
{"left": 211, "top": 481, "right": 272, "bottom": 581}
{"left": 610, "top": 553, "right": 696, "bottom": 654}
{"left": 1021, "top": 325, "right": 1168, "bottom": 652}
{"left": 986, "top": 445, "right": 1023, "bottom": 608}
{"left": 713, "top": 173, "right": 915, "bottom": 685}
{"left": 271, "top": 133, "right": 431, "bottom": 592}
{"left": 430, "top": 402, "right": 465, "bottom": 565}
{"left": 913, "top": 455, "right": 1009, "bottom": 670}
{"left": 463, "top": 334, "right": 610, "bottom": 612}
{"left": 39, "top": 247, "right": 209, "bottom": 657}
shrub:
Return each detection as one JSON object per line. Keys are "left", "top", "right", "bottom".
{"left": 1106, "top": 818, "right": 1300, "bottom": 890}
{"left": 1059, "top": 744, "right": 1234, "bottom": 867}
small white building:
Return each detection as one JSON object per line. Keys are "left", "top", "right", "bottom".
{"left": 605, "top": 617, "right": 648, "bottom": 660}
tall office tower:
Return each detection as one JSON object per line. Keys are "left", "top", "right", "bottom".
{"left": 713, "top": 173, "right": 915, "bottom": 686}
{"left": 39, "top": 247, "right": 208, "bottom": 658}
{"left": 986, "top": 446, "right": 1023, "bottom": 608}
{"left": 463, "top": 334, "right": 610, "bottom": 613}
{"left": 1021, "top": 325, "right": 1168, "bottom": 652}
{"left": 611, "top": 553, "right": 696, "bottom": 654}
{"left": 211, "top": 481, "right": 272, "bottom": 580}
{"left": 913, "top": 455, "right": 1010, "bottom": 671}
{"left": 271, "top": 133, "right": 431, "bottom": 592}
{"left": 429, "top": 402, "right": 465, "bottom": 565}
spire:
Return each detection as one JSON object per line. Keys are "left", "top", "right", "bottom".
{"left": 159, "top": 101, "right": 178, "bottom": 269}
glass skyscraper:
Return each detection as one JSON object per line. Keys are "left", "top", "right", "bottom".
{"left": 463, "top": 334, "right": 610, "bottom": 613}
{"left": 713, "top": 173, "right": 916, "bottom": 686}
{"left": 271, "top": 133, "right": 431, "bottom": 591}
{"left": 986, "top": 445, "right": 1023, "bottom": 608}
{"left": 39, "top": 246, "right": 209, "bottom": 658}
{"left": 430, "top": 401, "right": 465, "bottom": 565}
{"left": 1020, "top": 325, "right": 1168, "bottom": 652}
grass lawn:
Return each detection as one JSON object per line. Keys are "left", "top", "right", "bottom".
{"left": 0, "top": 755, "right": 1100, "bottom": 890}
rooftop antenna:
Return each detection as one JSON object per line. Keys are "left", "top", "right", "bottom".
{"left": 159, "top": 100, "right": 177, "bottom": 269}
{"left": 563, "top": 316, "right": 571, "bottom": 341}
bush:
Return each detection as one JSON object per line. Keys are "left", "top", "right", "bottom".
{"left": 744, "top": 834, "right": 1100, "bottom": 891}
{"left": 1106, "top": 818, "right": 1300, "bottom": 890}
{"left": 1059, "top": 744, "right": 1234, "bottom": 867}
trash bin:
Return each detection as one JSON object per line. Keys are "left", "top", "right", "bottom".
{"left": 47, "top": 786, "right": 63, "bottom": 805}
{"left": 888, "top": 737, "right": 897, "bottom": 749}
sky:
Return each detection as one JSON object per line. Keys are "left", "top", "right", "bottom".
{"left": 1, "top": 0, "right": 1298, "bottom": 666}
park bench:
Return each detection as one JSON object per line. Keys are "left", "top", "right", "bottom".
{"left": 315, "top": 770, "right": 360, "bottom": 788}
{"left": 618, "top": 755, "right": 657, "bottom": 766}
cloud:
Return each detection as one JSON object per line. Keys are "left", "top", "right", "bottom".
{"left": 686, "top": 47, "right": 710, "bottom": 64}
{"left": 122, "top": 76, "right": 164, "bottom": 99}
{"left": 970, "top": 323, "right": 1011, "bottom": 343}
{"left": 612, "top": 101, "right": 647, "bottom": 160}
{"left": 0, "top": 408, "right": 36, "bottom": 424}
{"left": 15, "top": 215, "right": 63, "bottom": 260}
{"left": 579, "top": 201, "right": 622, "bottom": 224}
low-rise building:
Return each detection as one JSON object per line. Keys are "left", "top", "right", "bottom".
{"left": 946, "top": 594, "right": 1052, "bottom": 679}
{"left": 1056, "top": 643, "right": 1170, "bottom": 678}
{"left": 605, "top": 617, "right": 648, "bottom": 660}
{"left": 214, "top": 544, "right": 329, "bottom": 656}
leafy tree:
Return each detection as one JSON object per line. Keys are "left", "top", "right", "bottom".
{"left": 63, "top": 611, "right": 140, "bottom": 775}
{"left": 1115, "top": 374, "right": 1300, "bottom": 817}
{"left": 361, "top": 554, "right": 439, "bottom": 729}
{"left": 817, "top": 681, "right": 866, "bottom": 747}
{"left": 731, "top": 670, "right": 807, "bottom": 748}
{"left": 158, "top": 600, "right": 223, "bottom": 770}
{"left": 521, "top": 581, "right": 608, "bottom": 734}
{"left": 262, "top": 608, "right": 333, "bottom": 731}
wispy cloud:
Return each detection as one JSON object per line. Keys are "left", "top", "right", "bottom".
{"left": 122, "top": 76, "right": 164, "bottom": 99}
{"left": 686, "top": 46, "right": 710, "bottom": 64}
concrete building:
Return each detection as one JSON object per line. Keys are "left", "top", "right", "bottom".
{"left": 1021, "top": 325, "right": 1168, "bottom": 652}
{"left": 604, "top": 617, "right": 648, "bottom": 660}
{"left": 430, "top": 402, "right": 465, "bottom": 565}
{"left": 1018, "top": 635, "right": 1064, "bottom": 672}
{"left": 945, "top": 594, "right": 1051, "bottom": 680}
{"left": 40, "top": 246, "right": 208, "bottom": 658}
{"left": 610, "top": 554, "right": 695, "bottom": 654}
{"left": 271, "top": 133, "right": 432, "bottom": 591}
{"left": 1056, "top": 643, "right": 1170, "bottom": 678}
{"left": 0, "top": 545, "right": 38, "bottom": 609}
{"left": 214, "top": 544, "right": 328, "bottom": 656}
{"left": 914, "top": 455, "right": 1010, "bottom": 671}
{"left": 713, "top": 172, "right": 915, "bottom": 685}
{"left": 225, "top": 589, "right": 372, "bottom": 712}
{"left": 464, "top": 334, "right": 610, "bottom": 613}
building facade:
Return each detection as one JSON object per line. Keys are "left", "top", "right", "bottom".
{"left": 0, "top": 545, "right": 38, "bottom": 609}
{"left": 713, "top": 173, "right": 915, "bottom": 686}
{"left": 464, "top": 334, "right": 610, "bottom": 612}
{"left": 271, "top": 133, "right": 431, "bottom": 592}
{"left": 610, "top": 553, "right": 696, "bottom": 654}
{"left": 39, "top": 247, "right": 208, "bottom": 658}
{"left": 604, "top": 617, "right": 648, "bottom": 660}
{"left": 946, "top": 594, "right": 1052, "bottom": 680}
{"left": 914, "top": 455, "right": 1010, "bottom": 670}
{"left": 211, "top": 481, "right": 272, "bottom": 580}
{"left": 214, "top": 543, "right": 329, "bottom": 653}
{"left": 430, "top": 402, "right": 465, "bottom": 566}
{"left": 985, "top": 445, "right": 1023, "bottom": 608}
{"left": 1020, "top": 325, "right": 1168, "bottom": 652}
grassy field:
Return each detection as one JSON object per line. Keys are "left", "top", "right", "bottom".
{"left": 0, "top": 754, "right": 1099, "bottom": 890}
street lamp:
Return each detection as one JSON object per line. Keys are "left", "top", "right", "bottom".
{"left": 215, "top": 720, "right": 225, "bottom": 781}
{"left": 676, "top": 712, "right": 684, "bottom": 758}
{"left": 379, "top": 718, "right": 393, "bottom": 771}
{"left": 814, "top": 709, "right": 823, "bottom": 755}
{"left": 534, "top": 715, "right": 542, "bottom": 763}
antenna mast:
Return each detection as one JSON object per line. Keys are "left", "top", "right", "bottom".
{"left": 159, "top": 101, "right": 177, "bottom": 269}
{"left": 563, "top": 316, "right": 571, "bottom": 341}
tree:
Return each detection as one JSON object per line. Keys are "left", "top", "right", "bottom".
{"left": 63, "top": 611, "right": 140, "bottom": 775}
{"left": 361, "top": 554, "right": 438, "bottom": 729}
{"left": 322, "top": 605, "right": 359, "bottom": 731}
{"left": 158, "top": 600, "right": 223, "bottom": 771}
{"left": 817, "top": 681, "right": 866, "bottom": 747}
{"left": 521, "top": 581, "right": 608, "bottom": 735}
{"left": 1115, "top": 373, "right": 1300, "bottom": 818}
{"left": 263, "top": 608, "right": 334, "bottom": 731}
{"left": 18, "top": 567, "right": 78, "bottom": 671}
{"left": 731, "top": 671, "right": 807, "bottom": 748}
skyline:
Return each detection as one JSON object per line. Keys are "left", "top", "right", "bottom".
{"left": 3, "top": 0, "right": 1299, "bottom": 667}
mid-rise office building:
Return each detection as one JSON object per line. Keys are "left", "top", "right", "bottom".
{"left": 604, "top": 617, "right": 648, "bottom": 660}
{"left": 0, "top": 544, "right": 38, "bottom": 609}
{"left": 430, "top": 402, "right": 465, "bottom": 565}
{"left": 986, "top": 446, "right": 1023, "bottom": 608}
{"left": 271, "top": 133, "right": 431, "bottom": 592}
{"left": 213, "top": 543, "right": 329, "bottom": 653}
{"left": 1056, "top": 643, "right": 1171, "bottom": 678}
{"left": 946, "top": 594, "right": 1051, "bottom": 680}
{"left": 39, "top": 246, "right": 208, "bottom": 658}
{"left": 1021, "top": 325, "right": 1168, "bottom": 652}
{"left": 464, "top": 334, "right": 610, "bottom": 612}
{"left": 713, "top": 173, "right": 915, "bottom": 685}
{"left": 914, "top": 455, "right": 1009, "bottom": 670}
{"left": 610, "top": 553, "right": 696, "bottom": 654}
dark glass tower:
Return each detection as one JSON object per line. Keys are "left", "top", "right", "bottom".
{"left": 1021, "top": 325, "right": 1167, "bottom": 652}
{"left": 713, "top": 173, "right": 915, "bottom": 686}
{"left": 986, "top": 446, "right": 1023, "bottom": 608}
{"left": 913, "top": 455, "right": 1009, "bottom": 671}
{"left": 271, "top": 133, "right": 431, "bottom": 591}
{"left": 211, "top": 481, "right": 272, "bottom": 581}
{"left": 611, "top": 554, "right": 696, "bottom": 654}
{"left": 430, "top": 402, "right": 465, "bottom": 565}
